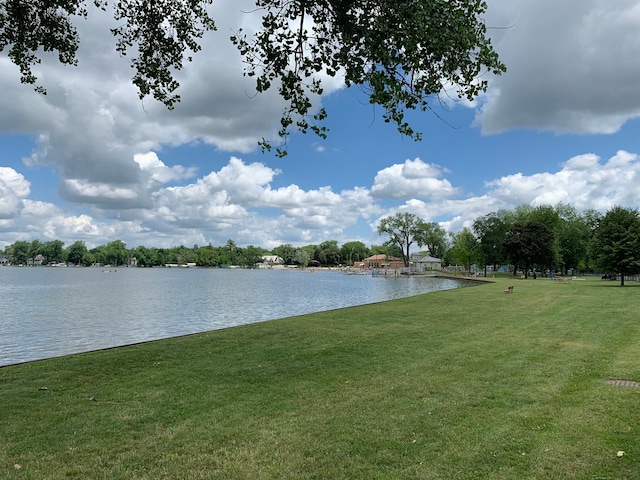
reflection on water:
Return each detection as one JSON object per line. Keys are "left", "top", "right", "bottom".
{"left": 0, "top": 267, "right": 467, "bottom": 366}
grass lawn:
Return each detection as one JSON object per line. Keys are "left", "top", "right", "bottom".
{"left": 2, "top": 276, "right": 640, "bottom": 479}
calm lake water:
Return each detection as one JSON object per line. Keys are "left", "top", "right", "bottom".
{"left": 0, "top": 267, "right": 467, "bottom": 367}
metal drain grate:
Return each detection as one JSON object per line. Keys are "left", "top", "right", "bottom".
{"left": 607, "top": 380, "right": 640, "bottom": 388}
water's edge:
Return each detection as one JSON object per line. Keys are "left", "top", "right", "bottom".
{"left": 0, "top": 268, "right": 475, "bottom": 367}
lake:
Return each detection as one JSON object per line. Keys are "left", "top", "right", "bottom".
{"left": 0, "top": 267, "right": 467, "bottom": 367}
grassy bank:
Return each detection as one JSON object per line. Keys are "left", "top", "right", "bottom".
{"left": 2, "top": 277, "right": 640, "bottom": 479}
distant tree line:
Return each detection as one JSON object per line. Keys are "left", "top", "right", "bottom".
{"left": 2, "top": 237, "right": 385, "bottom": 269}
{"left": 4, "top": 204, "right": 640, "bottom": 285}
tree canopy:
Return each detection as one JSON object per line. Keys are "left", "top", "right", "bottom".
{"left": 589, "top": 206, "right": 640, "bottom": 286}
{"left": 472, "top": 210, "right": 510, "bottom": 275}
{"left": 377, "top": 212, "right": 446, "bottom": 267}
{"left": 502, "top": 221, "right": 555, "bottom": 277}
{"left": 447, "top": 227, "right": 479, "bottom": 273}
{"left": 1, "top": 0, "right": 505, "bottom": 154}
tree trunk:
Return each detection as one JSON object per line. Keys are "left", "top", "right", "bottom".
{"left": 620, "top": 271, "right": 625, "bottom": 287}
{"left": 403, "top": 245, "right": 410, "bottom": 267}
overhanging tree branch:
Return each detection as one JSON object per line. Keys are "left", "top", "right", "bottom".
{"left": 2, "top": 0, "right": 505, "bottom": 155}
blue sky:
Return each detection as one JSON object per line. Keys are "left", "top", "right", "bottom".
{"left": 1, "top": 0, "right": 640, "bottom": 250}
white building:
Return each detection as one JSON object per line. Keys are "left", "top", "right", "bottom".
{"left": 257, "top": 255, "right": 285, "bottom": 269}
{"left": 411, "top": 253, "right": 442, "bottom": 272}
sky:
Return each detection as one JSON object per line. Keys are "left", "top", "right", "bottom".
{"left": 1, "top": 0, "right": 640, "bottom": 251}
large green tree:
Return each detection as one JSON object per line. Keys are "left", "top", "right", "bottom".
{"left": 6, "top": 240, "right": 30, "bottom": 265}
{"left": 554, "top": 204, "right": 596, "bottom": 275}
{"left": 589, "top": 206, "right": 640, "bottom": 287}
{"left": 293, "top": 248, "right": 311, "bottom": 268}
{"left": 378, "top": 212, "right": 434, "bottom": 267}
{"left": 220, "top": 239, "right": 241, "bottom": 266}
{"left": 89, "top": 245, "right": 106, "bottom": 265}
{"left": 502, "top": 221, "right": 555, "bottom": 278}
{"left": 317, "top": 240, "right": 341, "bottom": 266}
{"left": 415, "top": 221, "right": 448, "bottom": 259}
{"left": 271, "top": 244, "right": 297, "bottom": 265}
{"left": 29, "top": 240, "right": 44, "bottom": 262}
{"left": 527, "top": 205, "right": 562, "bottom": 233}
{"left": 448, "top": 227, "right": 479, "bottom": 273}
{"left": 340, "top": 241, "right": 369, "bottom": 266}
{"left": 1, "top": 0, "right": 504, "bottom": 153}
{"left": 237, "top": 245, "right": 268, "bottom": 268}
{"left": 66, "top": 240, "right": 88, "bottom": 265}
{"left": 104, "top": 240, "right": 128, "bottom": 266}
{"left": 42, "top": 240, "right": 66, "bottom": 264}
{"left": 472, "top": 210, "right": 510, "bottom": 276}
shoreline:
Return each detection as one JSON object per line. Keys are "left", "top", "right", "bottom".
{"left": 0, "top": 270, "right": 473, "bottom": 369}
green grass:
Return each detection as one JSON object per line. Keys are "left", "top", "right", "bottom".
{"left": 2, "top": 277, "right": 640, "bottom": 479}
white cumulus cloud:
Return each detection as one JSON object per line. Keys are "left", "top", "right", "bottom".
{"left": 371, "top": 158, "right": 457, "bottom": 199}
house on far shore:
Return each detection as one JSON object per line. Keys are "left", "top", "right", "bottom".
{"left": 412, "top": 253, "right": 442, "bottom": 273}
{"left": 27, "top": 254, "right": 45, "bottom": 266}
{"left": 257, "top": 255, "right": 285, "bottom": 269}
{"left": 358, "top": 254, "right": 406, "bottom": 271}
